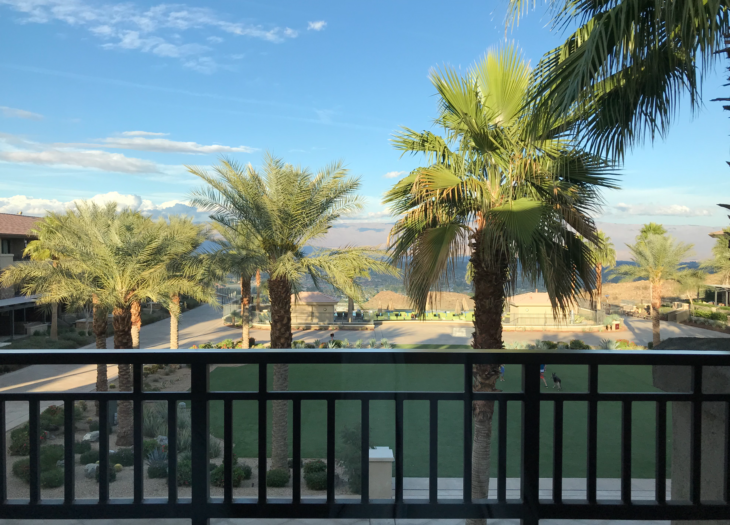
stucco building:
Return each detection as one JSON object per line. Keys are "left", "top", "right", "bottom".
{"left": 291, "top": 292, "right": 339, "bottom": 324}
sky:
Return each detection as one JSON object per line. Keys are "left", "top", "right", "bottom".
{"left": 0, "top": 0, "right": 727, "bottom": 259}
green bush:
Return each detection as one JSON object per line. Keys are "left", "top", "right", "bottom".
{"left": 40, "top": 468, "right": 65, "bottom": 488}
{"left": 711, "top": 311, "right": 728, "bottom": 322}
{"left": 303, "top": 459, "right": 327, "bottom": 475}
{"left": 8, "top": 424, "right": 47, "bottom": 456}
{"left": 287, "top": 458, "right": 303, "bottom": 469}
{"left": 693, "top": 308, "right": 712, "bottom": 319}
{"left": 79, "top": 450, "right": 99, "bottom": 465}
{"left": 12, "top": 458, "right": 31, "bottom": 483}
{"left": 568, "top": 339, "right": 590, "bottom": 350}
{"left": 143, "top": 439, "right": 159, "bottom": 457}
{"left": 208, "top": 439, "right": 222, "bottom": 459}
{"left": 40, "top": 445, "right": 64, "bottom": 470}
{"left": 210, "top": 463, "right": 249, "bottom": 487}
{"left": 74, "top": 440, "right": 91, "bottom": 454}
{"left": 542, "top": 340, "right": 558, "bottom": 349}
{"left": 176, "top": 459, "right": 192, "bottom": 487}
{"left": 89, "top": 420, "right": 100, "bottom": 432}
{"left": 40, "top": 405, "right": 65, "bottom": 430}
{"left": 338, "top": 424, "right": 365, "bottom": 494}
{"left": 266, "top": 469, "right": 290, "bottom": 488}
{"left": 147, "top": 463, "right": 168, "bottom": 479}
{"left": 95, "top": 464, "right": 116, "bottom": 483}
{"left": 110, "top": 448, "right": 135, "bottom": 467}
{"left": 304, "top": 470, "right": 327, "bottom": 491}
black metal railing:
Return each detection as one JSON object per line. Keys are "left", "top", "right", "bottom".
{"left": 0, "top": 348, "right": 729, "bottom": 524}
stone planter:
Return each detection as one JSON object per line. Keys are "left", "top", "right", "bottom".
{"left": 653, "top": 364, "right": 730, "bottom": 525}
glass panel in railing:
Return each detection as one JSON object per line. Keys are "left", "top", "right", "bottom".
{"left": 143, "top": 363, "right": 191, "bottom": 393}
{"left": 301, "top": 400, "right": 327, "bottom": 500}
{"left": 37, "top": 399, "right": 65, "bottom": 501}
{"left": 6, "top": 400, "right": 29, "bottom": 500}
{"left": 142, "top": 400, "right": 168, "bottom": 500}
{"left": 562, "top": 400, "right": 587, "bottom": 500}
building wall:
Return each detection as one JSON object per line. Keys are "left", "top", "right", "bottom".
{"left": 292, "top": 304, "right": 335, "bottom": 324}
{"left": 0, "top": 237, "right": 28, "bottom": 258}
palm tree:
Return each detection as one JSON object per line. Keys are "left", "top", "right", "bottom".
{"left": 188, "top": 154, "right": 399, "bottom": 472}
{"left": 587, "top": 231, "right": 616, "bottom": 310}
{"left": 614, "top": 234, "right": 694, "bottom": 346}
{"left": 677, "top": 268, "right": 707, "bottom": 307}
{"left": 206, "top": 222, "right": 265, "bottom": 348}
{"left": 22, "top": 223, "right": 61, "bottom": 340}
{"left": 702, "top": 227, "right": 730, "bottom": 284}
{"left": 508, "top": 0, "right": 730, "bottom": 161}
{"left": 638, "top": 223, "right": 668, "bottom": 239}
{"left": 255, "top": 269, "right": 262, "bottom": 312}
{"left": 384, "top": 46, "right": 614, "bottom": 525}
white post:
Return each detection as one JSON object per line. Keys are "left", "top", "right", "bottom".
{"left": 368, "top": 446, "right": 394, "bottom": 499}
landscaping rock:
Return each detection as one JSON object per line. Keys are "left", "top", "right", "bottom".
{"left": 84, "top": 464, "right": 97, "bottom": 479}
{"left": 156, "top": 435, "right": 168, "bottom": 446}
{"left": 83, "top": 431, "right": 99, "bottom": 442}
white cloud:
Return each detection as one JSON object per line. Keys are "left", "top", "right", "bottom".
{"left": 307, "top": 21, "right": 327, "bottom": 31}
{"left": 70, "top": 134, "right": 256, "bottom": 154}
{"left": 0, "top": 0, "right": 300, "bottom": 73}
{"left": 383, "top": 171, "right": 406, "bottom": 179}
{"left": 612, "top": 203, "right": 713, "bottom": 217}
{"left": 0, "top": 148, "right": 161, "bottom": 173}
{"left": 0, "top": 105, "right": 43, "bottom": 120}
{"left": 121, "top": 130, "right": 168, "bottom": 137}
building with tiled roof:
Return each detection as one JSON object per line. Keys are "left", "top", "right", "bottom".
{"left": 0, "top": 213, "right": 41, "bottom": 300}
{"left": 291, "top": 291, "right": 339, "bottom": 324}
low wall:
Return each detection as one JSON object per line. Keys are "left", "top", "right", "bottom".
{"left": 250, "top": 322, "right": 375, "bottom": 331}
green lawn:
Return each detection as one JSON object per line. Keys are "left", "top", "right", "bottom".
{"left": 209, "top": 362, "right": 671, "bottom": 478}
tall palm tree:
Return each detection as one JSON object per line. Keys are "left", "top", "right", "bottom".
{"left": 189, "top": 154, "right": 399, "bottom": 471}
{"left": 384, "top": 46, "right": 614, "bottom": 525}
{"left": 701, "top": 226, "right": 730, "bottom": 284}
{"left": 615, "top": 234, "right": 694, "bottom": 346}
{"left": 508, "top": 0, "right": 730, "bottom": 161}
{"left": 23, "top": 223, "right": 61, "bottom": 340}
{"left": 638, "top": 222, "right": 668, "bottom": 239}
{"left": 587, "top": 231, "right": 616, "bottom": 310}
{"left": 255, "top": 269, "right": 262, "bottom": 312}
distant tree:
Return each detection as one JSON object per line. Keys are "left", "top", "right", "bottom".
{"left": 587, "top": 231, "right": 616, "bottom": 310}
{"left": 638, "top": 223, "right": 667, "bottom": 240}
{"left": 701, "top": 226, "right": 730, "bottom": 285}
{"left": 676, "top": 269, "right": 707, "bottom": 307}
{"left": 615, "top": 234, "right": 694, "bottom": 346}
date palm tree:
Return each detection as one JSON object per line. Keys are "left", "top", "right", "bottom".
{"left": 207, "top": 222, "right": 266, "bottom": 348}
{"left": 615, "top": 234, "right": 694, "bottom": 346}
{"left": 384, "top": 46, "right": 614, "bottom": 525}
{"left": 508, "top": 0, "right": 730, "bottom": 161}
{"left": 188, "top": 154, "right": 399, "bottom": 471}
{"left": 587, "top": 231, "right": 616, "bottom": 310}
{"left": 701, "top": 227, "right": 730, "bottom": 285}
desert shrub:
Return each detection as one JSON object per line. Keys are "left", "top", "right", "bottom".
{"left": 240, "top": 463, "right": 252, "bottom": 480}
{"left": 9, "top": 424, "right": 47, "bottom": 456}
{"left": 12, "top": 458, "right": 31, "bottom": 483}
{"left": 176, "top": 459, "right": 192, "bottom": 487}
{"left": 178, "top": 450, "right": 192, "bottom": 463}
{"left": 304, "top": 470, "right": 327, "bottom": 491}
{"left": 39, "top": 444, "right": 65, "bottom": 470}
{"left": 95, "top": 464, "right": 117, "bottom": 483}
{"left": 78, "top": 330, "right": 86, "bottom": 337}
{"left": 266, "top": 469, "right": 290, "bottom": 487}
{"left": 79, "top": 450, "right": 99, "bottom": 465}
{"left": 177, "top": 428, "right": 192, "bottom": 452}
{"left": 338, "top": 424, "right": 366, "bottom": 494}
{"left": 109, "top": 448, "right": 135, "bottom": 467}
{"left": 142, "top": 404, "right": 167, "bottom": 438}
{"left": 693, "top": 308, "right": 712, "bottom": 319}
{"left": 39, "top": 405, "right": 65, "bottom": 430}
{"left": 40, "top": 468, "right": 64, "bottom": 488}
{"left": 568, "top": 339, "right": 590, "bottom": 350}
{"left": 542, "top": 340, "right": 558, "bottom": 349}
{"left": 210, "top": 463, "right": 249, "bottom": 487}
{"left": 303, "top": 459, "right": 327, "bottom": 475}
{"left": 89, "top": 420, "right": 100, "bottom": 432}
{"left": 74, "top": 440, "right": 91, "bottom": 454}
{"left": 143, "top": 439, "right": 159, "bottom": 457}
{"left": 208, "top": 439, "right": 222, "bottom": 459}
{"left": 287, "top": 458, "right": 303, "bottom": 469}
{"left": 147, "top": 463, "right": 168, "bottom": 479}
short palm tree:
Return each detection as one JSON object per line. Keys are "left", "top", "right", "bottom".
{"left": 508, "top": 0, "right": 730, "bottom": 160}
{"left": 207, "top": 222, "right": 266, "bottom": 348}
{"left": 638, "top": 222, "right": 668, "bottom": 239}
{"left": 702, "top": 227, "right": 730, "bottom": 285}
{"left": 587, "top": 231, "right": 616, "bottom": 310}
{"left": 188, "top": 154, "right": 399, "bottom": 471}
{"left": 614, "top": 234, "right": 694, "bottom": 346}
{"left": 384, "top": 46, "right": 614, "bottom": 525}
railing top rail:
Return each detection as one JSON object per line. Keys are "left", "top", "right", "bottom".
{"left": 2, "top": 348, "right": 730, "bottom": 365}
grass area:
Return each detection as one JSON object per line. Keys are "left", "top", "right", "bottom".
{"left": 209, "top": 362, "right": 670, "bottom": 478}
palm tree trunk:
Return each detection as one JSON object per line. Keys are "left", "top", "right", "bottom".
{"left": 93, "top": 296, "right": 108, "bottom": 416}
{"left": 467, "top": 233, "right": 507, "bottom": 525}
{"left": 255, "top": 269, "right": 261, "bottom": 312}
{"left": 269, "top": 275, "right": 292, "bottom": 471}
{"left": 130, "top": 300, "right": 141, "bottom": 350}
{"left": 348, "top": 296, "right": 354, "bottom": 322}
{"left": 113, "top": 305, "right": 133, "bottom": 447}
{"left": 241, "top": 275, "right": 251, "bottom": 349}
{"left": 50, "top": 302, "right": 58, "bottom": 340}
{"left": 170, "top": 294, "right": 180, "bottom": 350}
{"left": 651, "top": 279, "right": 662, "bottom": 347}
{"left": 596, "top": 263, "right": 603, "bottom": 311}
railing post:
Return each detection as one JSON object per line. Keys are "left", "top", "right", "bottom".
{"left": 522, "top": 362, "right": 541, "bottom": 525}
{"left": 191, "top": 363, "right": 210, "bottom": 525}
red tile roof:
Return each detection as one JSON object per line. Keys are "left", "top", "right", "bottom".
{"left": 0, "top": 213, "right": 41, "bottom": 237}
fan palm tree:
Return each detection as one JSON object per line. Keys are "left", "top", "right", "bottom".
{"left": 384, "top": 46, "right": 615, "bottom": 525}
{"left": 614, "top": 234, "right": 694, "bottom": 346}
{"left": 701, "top": 227, "right": 730, "bottom": 284}
{"left": 587, "top": 231, "right": 616, "bottom": 310}
{"left": 508, "top": 0, "right": 730, "bottom": 161}
{"left": 188, "top": 154, "right": 399, "bottom": 471}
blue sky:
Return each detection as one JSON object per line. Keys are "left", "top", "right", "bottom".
{"left": 0, "top": 0, "right": 727, "bottom": 257}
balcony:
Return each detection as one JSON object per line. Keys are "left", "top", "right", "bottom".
{"left": 0, "top": 348, "right": 729, "bottom": 524}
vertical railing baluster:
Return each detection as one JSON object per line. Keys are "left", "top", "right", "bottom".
{"left": 292, "top": 398, "right": 302, "bottom": 503}
{"left": 167, "top": 398, "right": 178, "bottom": 503}
{"left": 133, "top": 364, "right": 143, "bottom": 504}
{"left": 361, "top": 399, "right": 370, "bottom": 503}
{"left": 587, "top": 364, "right": 598, "bottom": 504}
{"left": 429, "top": 399, "right": 438, "bottom": 504}
{"left": 98, "top": 399, "right": 109, "bottom": 503}
{"left": 553, "top": 400, "right": 563, "bottom": 504}
{"left": 655, "top": 400, "right": 667, "bottom": 504}
{"left": 327, "top": 399, "right": 336, "bottom": 503}
{"left": 498, "top": 399, "right": 507, "bottom": 502}
{"left": 191, "top": 363, "right": 210, "bottom": 525}
{"left": 522, "top": 362, "right": 541, "bottom": 524}
{"left": 395, "top": 397, "right": 404, "bottom": 503}
{"left": 64, "top": 397, "right": 75, "bottom": 504}
{"left": 0, "top": 401, "right": 6, "bottom": 503}
{"left": 463, "top": 360, "right": 473, "bottom": 504}
{"left": 223, "top": 398, "right": 233, "bottom": 503}
{"left": 621, "top": 400, "right": 632, "bottom": 503}
{"left": 690, "top": 365, "right": 703, "bottom": 505}
{"left": 258, "top": 363, "right": 267, "bottom": 503}
{"left": 29, "top": 399, "right": 40, "bottom": 504}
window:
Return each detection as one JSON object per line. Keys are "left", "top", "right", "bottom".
{"left": 1, "top": 239, "right": 9, "bottom": 254}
